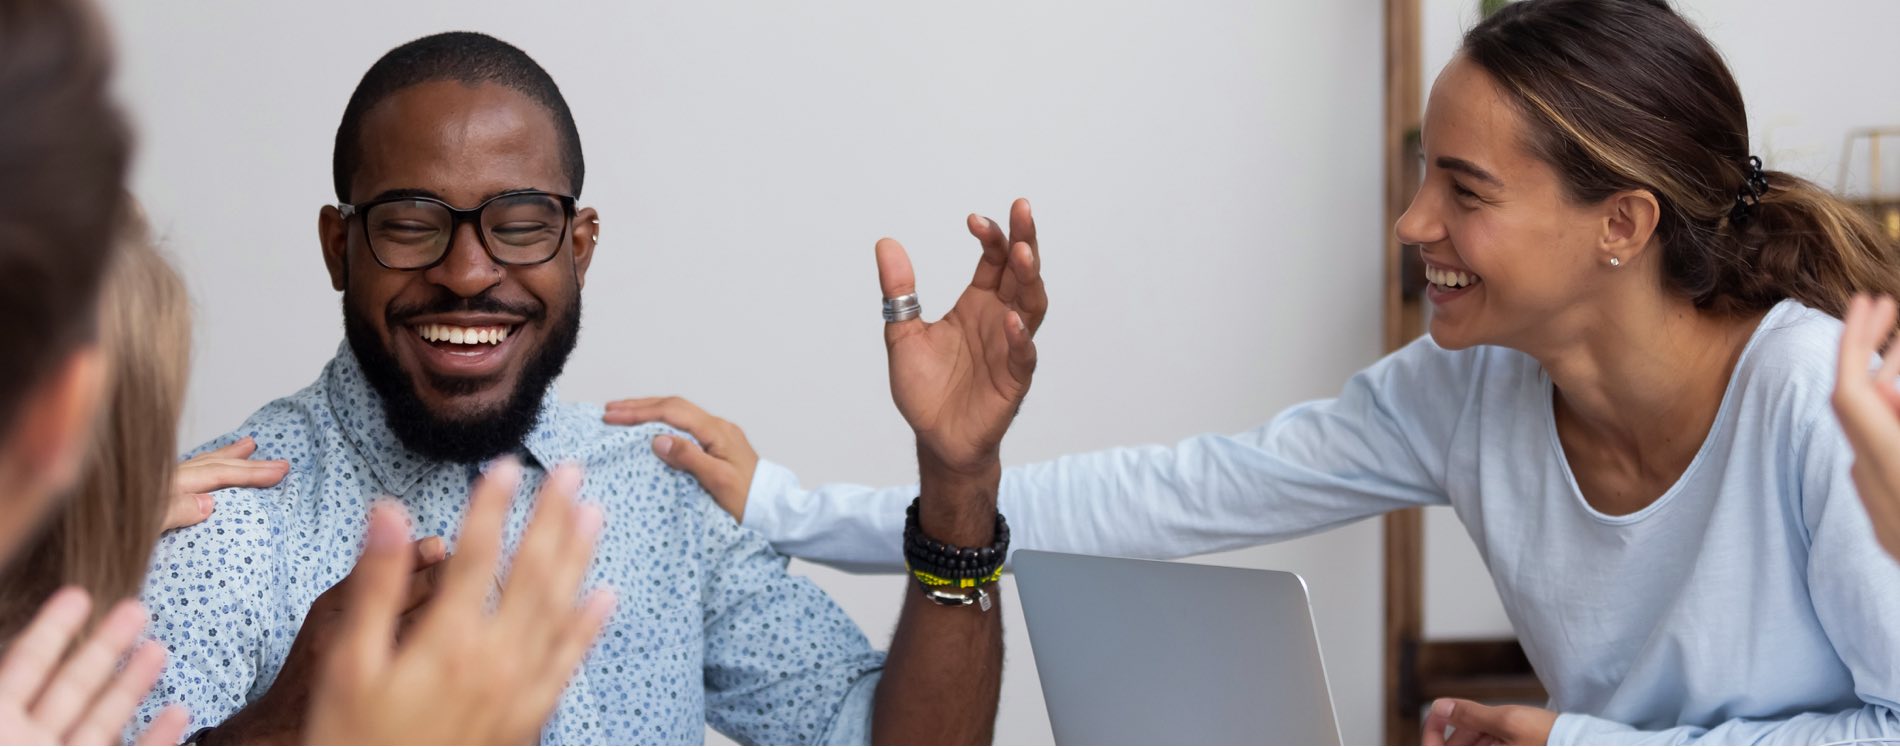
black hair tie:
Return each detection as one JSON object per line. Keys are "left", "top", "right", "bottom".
{"left": 1730, "top": 155, "right": 1768, "bottom": 227}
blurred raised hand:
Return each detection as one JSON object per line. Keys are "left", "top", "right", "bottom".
{"left": 1833, "top": 294, "right": 1900, "bottom": 560}
{"left": 305, "top": 459, "right": 615, "bottom": 744}
{"left": 0, "top": 589, "right": 188, "bottom": 745}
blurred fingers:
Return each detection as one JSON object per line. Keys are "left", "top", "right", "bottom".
{"left": 66, "top": 641, "right": 168, "bottom": 745}
{"left": 0, "top": 588, "right": 90, "bottom": 706}
{"left": 29, "top": 599, "right": 149, "bottom": 734}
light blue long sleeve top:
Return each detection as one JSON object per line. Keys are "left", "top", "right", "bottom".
{"left": 743, "top": 300, "right": 1900, "bottom": 745}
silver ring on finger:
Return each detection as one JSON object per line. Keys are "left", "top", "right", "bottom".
{"left": 883, "top": 293, "right": 922, "bottom": 323}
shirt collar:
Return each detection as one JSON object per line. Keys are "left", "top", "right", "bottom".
{"left": 323, "top": 341, "right": 575, "bottom": 496}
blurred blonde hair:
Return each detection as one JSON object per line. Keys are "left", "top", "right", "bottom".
{"left": 0, "top": 210, "right": 190, "bottom": 635}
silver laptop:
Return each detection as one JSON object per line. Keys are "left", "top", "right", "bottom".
{"left": 1013, "top": 550, "right": 1342, "bottom": 746}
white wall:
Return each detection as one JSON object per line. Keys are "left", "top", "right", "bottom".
{"left": 105, "top": 2, "right": 1387, "bottom": 744}
{"left": 1414, "top": 0, "right": 1900, "bottom": 643}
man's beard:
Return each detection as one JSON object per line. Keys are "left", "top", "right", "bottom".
{"left": 343, "top": 289, "right": 580, "bottom": 464}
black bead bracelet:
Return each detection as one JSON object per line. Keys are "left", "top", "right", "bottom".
{"left": 902, "top": 497, "right": 1009, "bottom": 582}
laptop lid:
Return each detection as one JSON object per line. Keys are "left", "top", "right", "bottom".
{"left": 1014, "top": 550, "right": 1343, "bottom": 746}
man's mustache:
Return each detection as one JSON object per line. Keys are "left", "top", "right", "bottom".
{"left": 386, "top": 294, "right": 545, "bottom": 325}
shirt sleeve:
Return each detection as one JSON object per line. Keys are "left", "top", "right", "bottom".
{"left": 744, "top": 336, "right": 1463, "bottom": 570}
{"left": 130, "top": 489, "right": 285, "bottom": 738}
{"left": 1548, "top": 406, "right": 1900, "bottom": 745}
{"left": 739, "top": 460, "right": 914, "bottom": 572}
{"left": 1550, "top": 708, "right": 1900, "bottom": 746}
{"left": 694, "top": 472, "right": 886, "bottom": 745}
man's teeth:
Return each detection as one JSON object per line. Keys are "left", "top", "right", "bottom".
{"left": 415, "top": 324, "right": 510, "bottom": 345}
{"left": 1426, "top": 266, "right": 1480, "bottom": 289}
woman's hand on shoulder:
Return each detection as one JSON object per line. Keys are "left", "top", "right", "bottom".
{"left": 164, "top": 436, "right": 290, "bottom": 531}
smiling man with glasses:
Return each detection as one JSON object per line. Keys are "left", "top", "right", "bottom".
{"left": 137, "top": 31, "right": 1039, "bottom": 745}
{"left": 331, "top": 183, "right": 587, "bottom": 464}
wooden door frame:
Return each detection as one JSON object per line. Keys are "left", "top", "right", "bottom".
{"left": 1381, "top": 5, "right": 1546, "bottom": 742}
{"left": 1380, "top": 1, "right": 1426, "bottom": 743}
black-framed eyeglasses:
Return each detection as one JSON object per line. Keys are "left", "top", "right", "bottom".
{"left": 337, "top": 190, "right": 578, "bottom": 271}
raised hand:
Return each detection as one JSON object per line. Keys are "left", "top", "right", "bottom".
{"left": 305, "top": 459, "right": 616, "bottom": 745}
{"left": 1833, "top": 294, "right": 1900, "bottom": 560}
{"left": 201, "top": 537, "right": 447, "bottom": 744}
{"left": 860, "top": 202, "right": 1041, "bottom": 744}
{"left": 0, "top": 588, "right": 189, "bottom": 745}
{"left": 879, "top": 198, "right": 1045, "bottom": 479}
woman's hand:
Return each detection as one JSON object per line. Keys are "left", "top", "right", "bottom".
{"left": 1421, "top": 698, "right": 1556, "bottom": 746}
{"left": 1833, "top": 294, "right": 1900, "bottom": 560}
{"left": 602, "top": 397, "right": 757, "bottom": 521}
{"left": 0, "top": 588, "right": 189, "bottom": 745}
{"left": 165, "top": 437, "right": 289, "bottom": 530}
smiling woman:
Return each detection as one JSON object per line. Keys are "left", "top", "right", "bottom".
{"left": 651, "top": 1, "right": 1900, "bottom": 745}
{"left": 1444, "top": 0, "right": 1897, "bottom": 322}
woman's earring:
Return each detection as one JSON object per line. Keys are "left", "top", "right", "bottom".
{"left": 1609, "top": 256, "right": 1622, "bottom": 268}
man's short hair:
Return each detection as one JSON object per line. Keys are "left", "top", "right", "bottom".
{"left": 331, "top": 31, "right": 585, "bottom": 203}
{"left": 0, "top": 0, "right": 133, "bottom": 430}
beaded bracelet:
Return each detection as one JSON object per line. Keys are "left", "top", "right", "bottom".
{"left": 908, "top": 563, "right": 1005, "bottom": 589}
{"left": 902, "top": 497, "right": 1008, "bottom": 579}
{"left": 902, "top": 497, "right": 1008, "bottom": 610}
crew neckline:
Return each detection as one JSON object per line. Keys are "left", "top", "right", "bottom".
{"left": 1538, "top": 300, "right": 1795, "bottom": 525}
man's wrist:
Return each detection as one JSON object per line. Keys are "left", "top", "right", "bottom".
{"left": 916, "top": 443, "right": 1000, "bottom": 547}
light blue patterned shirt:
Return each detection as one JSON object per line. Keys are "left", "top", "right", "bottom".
{"left": 134, "top": 343, "right": 885, "bottom": 744}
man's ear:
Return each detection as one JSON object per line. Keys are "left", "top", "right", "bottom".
{"left": 0, "top": 344, "right": 108, "bottom": 505}
{"left": 1600, "top": 188, "right": 1662, "bottom": 266}
{"left": 319, "top": 205, "right": 349, "bottom": 292}
{"left": 571, "top": 207, "right": 599, "bottom": 290}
